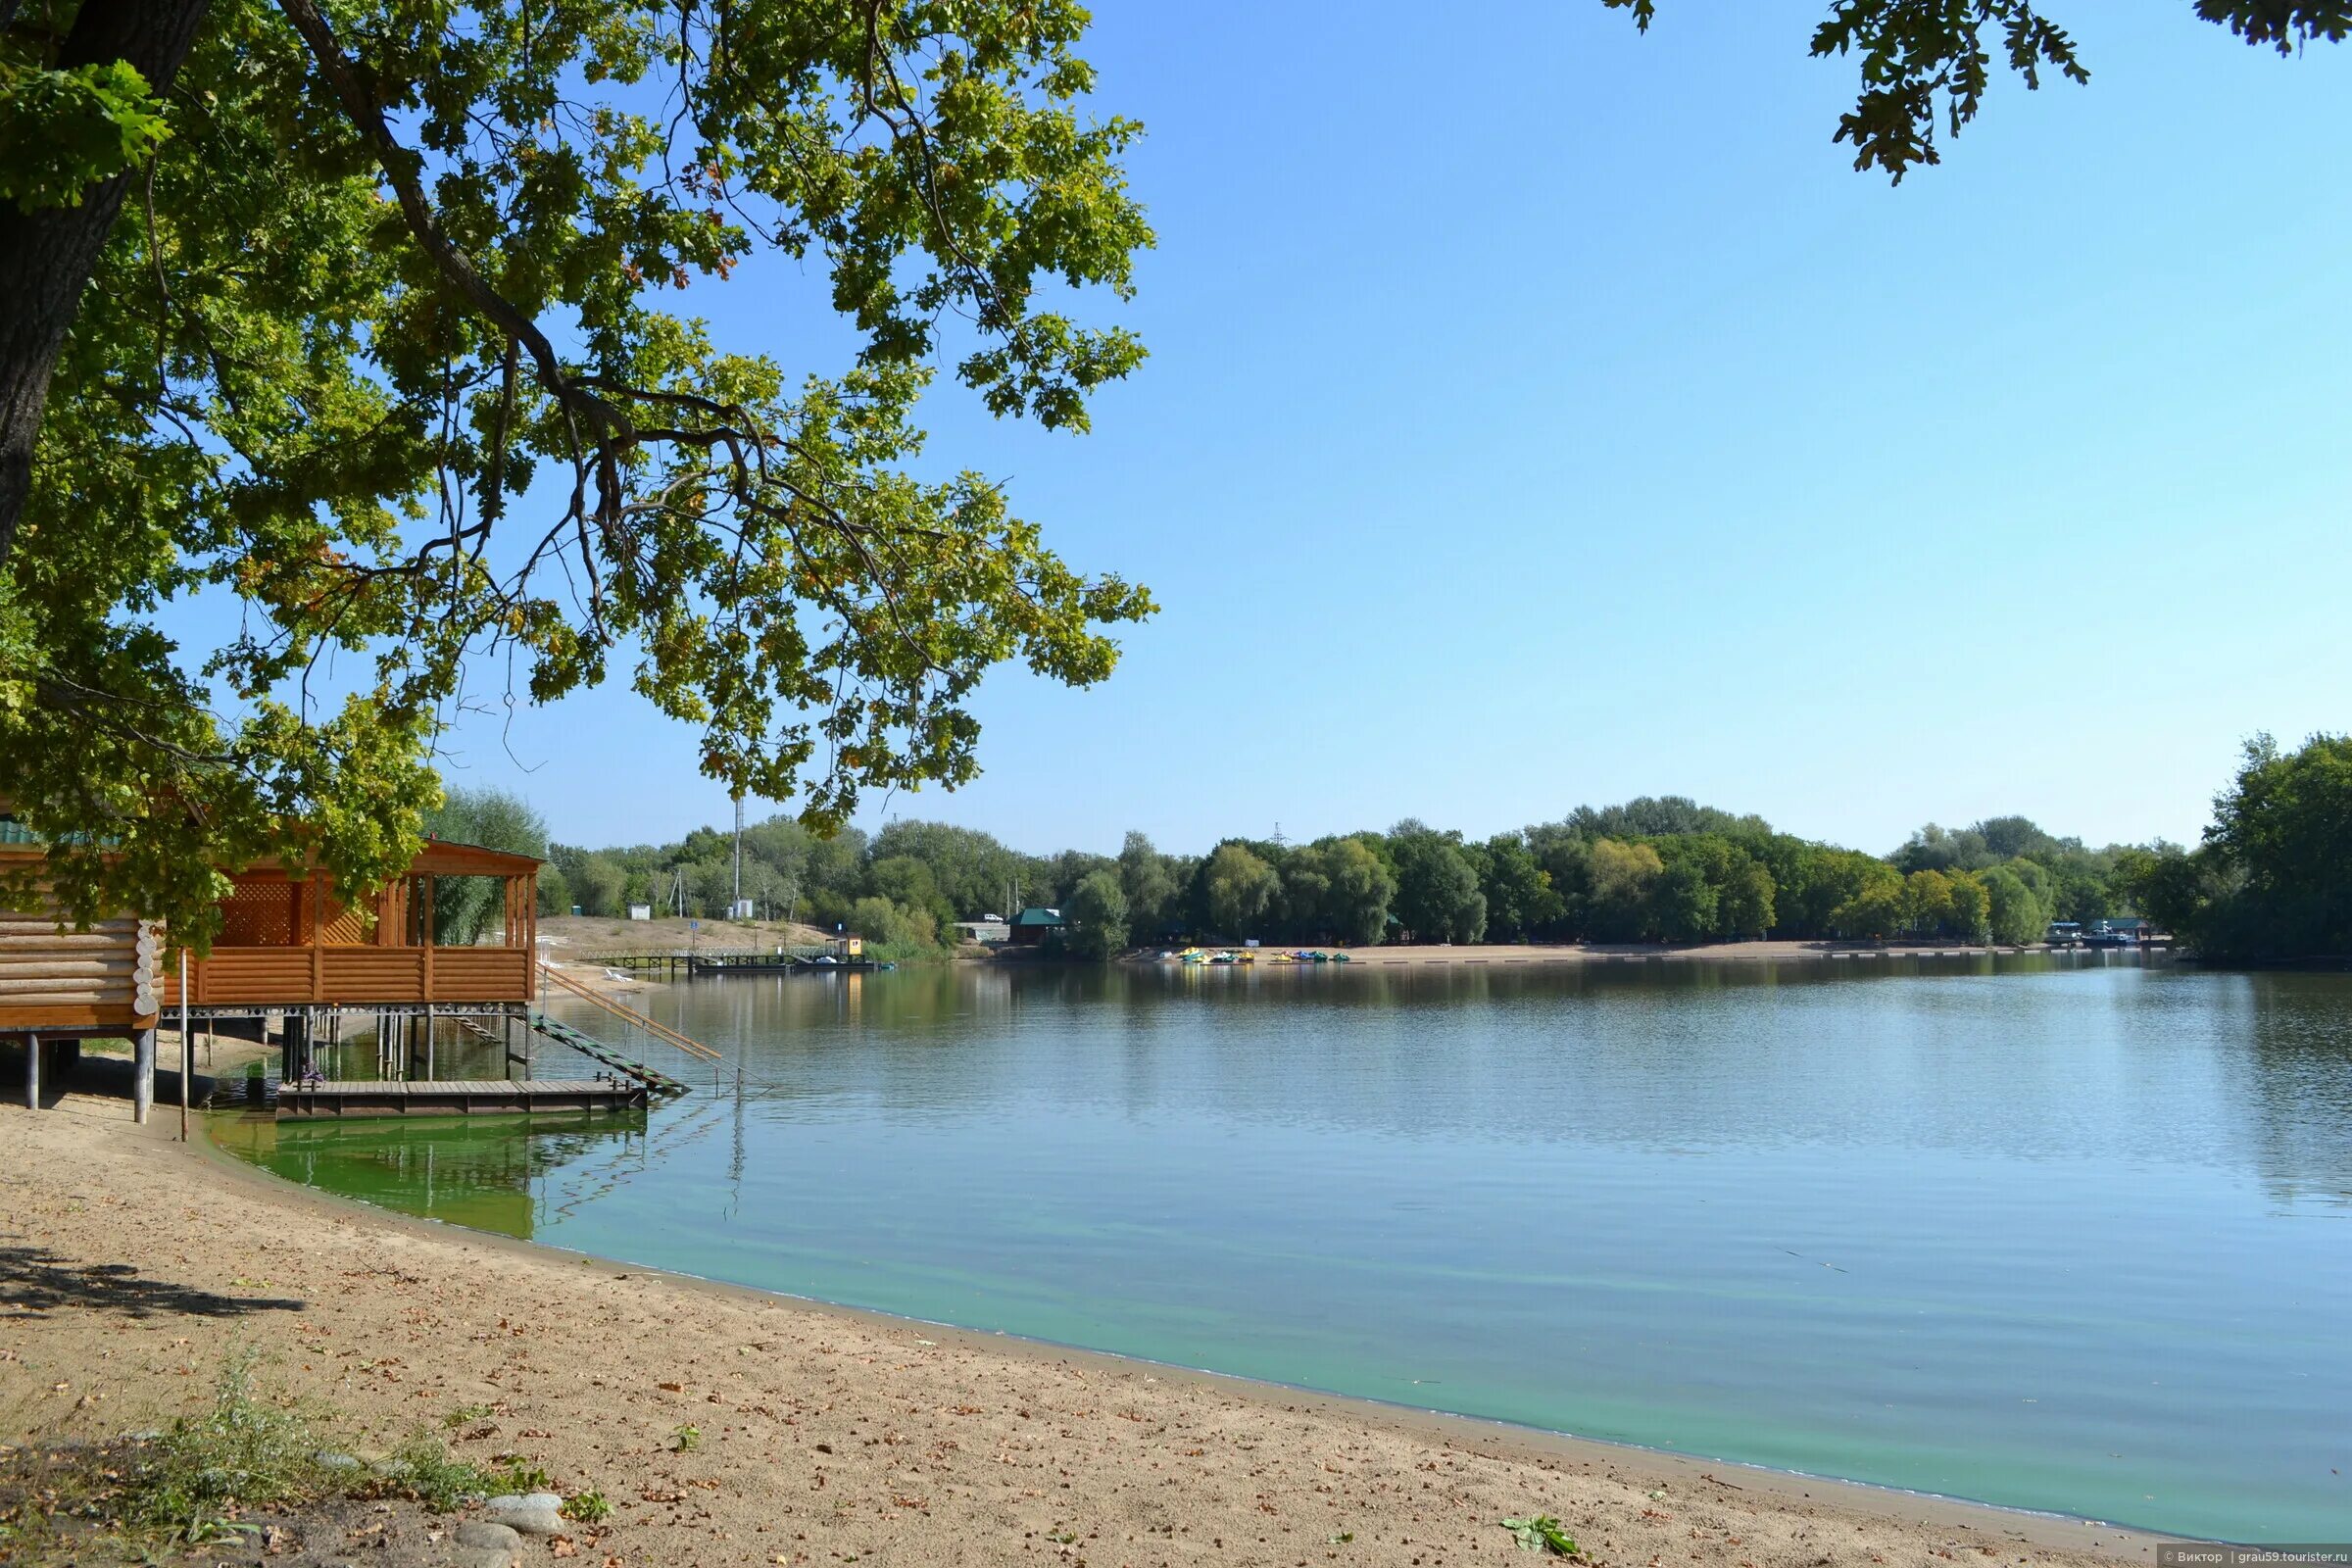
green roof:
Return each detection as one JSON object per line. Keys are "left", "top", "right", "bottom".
{"left": 1012, "top": 906, "right": 1064, "bottom": 927}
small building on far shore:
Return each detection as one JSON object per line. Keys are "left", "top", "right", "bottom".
{"left": 1007, "top": 907, "right": 1065, "bottom": 947}
{"left": 955, "top": 918, "right": 1010, "bottom": 945}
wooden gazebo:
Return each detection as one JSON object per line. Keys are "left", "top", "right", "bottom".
{"left": 162, "top": 839, "right": 541, "bottom": 1010}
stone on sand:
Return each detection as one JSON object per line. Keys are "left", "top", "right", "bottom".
{"left": 481, "top": 1494, "right": 565, "bottom": 1536}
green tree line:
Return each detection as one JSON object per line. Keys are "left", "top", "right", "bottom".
{"left": 525, "top": 794, "right": 2151, "bottom": 959}
{"left": 2114, "top": 734, "right": 2352, "bottom": 964}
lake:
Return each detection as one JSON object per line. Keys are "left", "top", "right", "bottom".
{"left": 212, "top": 955, "right": 2352, "bottom": 1541}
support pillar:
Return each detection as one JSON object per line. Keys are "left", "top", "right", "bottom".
{"left": 132, "top": 1027, "right": 155, "bottom": 1124}
{"left": 178, "top": 952, "right": 193, "bottom": 1141}
{"left": 284, "top": 1013, "right": 311, "bottom": 1084}
{"left": 23, "top": 1032, "right": 38, "bottom": 1110}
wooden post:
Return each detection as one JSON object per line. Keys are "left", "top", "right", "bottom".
{"left": 132, "top": 1026, "right": 155, "bottom": 1124}
{"left": 178, "top": 950, "right": 191, "bottom": 1141}
{"left": 23, "top": 1031, "right": 37, "bottom": 1109}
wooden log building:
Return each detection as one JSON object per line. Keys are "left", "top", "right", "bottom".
{"left": 1, "top": 805, "right": 542, "bottom": 1116}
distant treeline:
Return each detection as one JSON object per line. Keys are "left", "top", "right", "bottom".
{"left": 536, "top": 796, "right": 2145, "bottom": 958}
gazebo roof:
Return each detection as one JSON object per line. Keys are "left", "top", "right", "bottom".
{"left": 409, "top": 837, "right": 545, "bottom": 876}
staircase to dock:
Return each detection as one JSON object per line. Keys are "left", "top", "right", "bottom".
{"left": 526, "top": 1013, "right": 693, "bottom": 1094}
{"left": 454, "top": 1012, "right": 693, "bottom": 1096}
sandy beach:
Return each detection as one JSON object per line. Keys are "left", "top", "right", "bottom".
{"left": 0, "top": 1091, "right": 2164, "bottom": 1568}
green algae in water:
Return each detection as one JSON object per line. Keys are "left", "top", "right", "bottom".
{"left": 211, "top": 1109, "right": 648, "bottom": 1240}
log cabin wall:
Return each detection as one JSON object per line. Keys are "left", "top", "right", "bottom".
{"left": 0, "top": 906, "right": 161, "bottom": 1032}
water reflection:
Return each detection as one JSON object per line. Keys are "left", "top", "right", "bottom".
{"left": 212, "top": 956, "right": 2352, "bottom": 1541}
{"left": 211, "top": 1111, "right": 651, "bottom": 1240}
{"left": 2230, "top": 972, "right": 2352, "bottom": 1207}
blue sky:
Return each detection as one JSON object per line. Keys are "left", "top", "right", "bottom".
{"left": 263, "top": 2, "right": 2352, "bottom": 857}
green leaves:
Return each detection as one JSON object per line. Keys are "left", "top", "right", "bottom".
{"left": 2192, "top": 1, "right": 2352, "bottom": 54}
{"left": 1203, "top": 843, "right": 1281, "bottom": 939}
{"left": 1500, "top": 1515, "right": 1579, "bottom": 1555}
{"left": 2168, "top": 732, "right": 2352, "bottom": 960}
{"left": 1065, "top": 867, "right": 1129, "bottom": 959}
{"left": 1609, "top": 1, "right": 2342, "bottom": 181}
{"left": 0, "top": 61, "right": 172, "bottom": 211}
{"left": 2, "top": 0, "right": 1154, "bottom": 932}
{"left": 1806, "top": 0, "right": 2090, "bottom": 180}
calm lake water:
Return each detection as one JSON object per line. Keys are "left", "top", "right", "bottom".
{"left": 212, "top": 956, "right": 2352, "bottom": 1541}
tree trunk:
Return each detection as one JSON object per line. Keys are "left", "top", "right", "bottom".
{"left": 0, "top": 0, "right": 216, "bottom": 564}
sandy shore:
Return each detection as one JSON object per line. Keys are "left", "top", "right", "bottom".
{"left": 538, "top": 955, "right": 670, "bottom": 1004}
{"left": 0, "top": 1094, "right": 2165, "bottom": 1568}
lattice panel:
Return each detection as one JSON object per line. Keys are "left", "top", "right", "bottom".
{"left": 216, "top": 878, "right": 297, "bottom": 946}
{"left": 318, "top": 889, "right": 377, "bottom": 946}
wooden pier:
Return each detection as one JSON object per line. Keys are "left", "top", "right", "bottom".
{"left": 581, "top": 946, "right": 880, "bottom": 979}
{"left": 276, "top": 1078, "right": 648, "bottom": 1119}
{"left": 686, "top": 953, "right": 882, "bottom": 976}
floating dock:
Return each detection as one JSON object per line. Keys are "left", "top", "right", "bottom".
{"left": 276, "top": 1078, "right": 648, "bottom": 1119}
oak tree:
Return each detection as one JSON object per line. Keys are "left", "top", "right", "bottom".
{"left": 1, "top": 0, "right": 1152, "bottom": 939}
{"left": 1607, "top": 1, "right": 2347, "bottom": 180}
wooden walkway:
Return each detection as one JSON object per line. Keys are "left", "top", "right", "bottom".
{"left": 687, "top": 954, "right": 882, "bottom": 975}
{"left": 275, "top": 1078, "right": 648, "bottom": 1119}
{"left": 578, "top": 947, "right": 837, "bottom": 979}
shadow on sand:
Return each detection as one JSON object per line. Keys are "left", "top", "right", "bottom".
{"left": 0, "top": 1245, "right": 307, "bottom": 1321}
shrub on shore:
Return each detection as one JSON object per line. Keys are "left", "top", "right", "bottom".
{"left": 0, "top": 1348, "right": 565, "bottom": 1560}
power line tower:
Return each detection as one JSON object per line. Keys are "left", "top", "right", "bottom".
{"left": 1271, "top": 821, "right": 1287, "bottom": 849}
{"left": 732, "top": 794, "right": 745, "bottom": 912}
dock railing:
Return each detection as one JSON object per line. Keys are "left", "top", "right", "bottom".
{"left": 536, "top": 963, "right": 721, "bottom": 1060}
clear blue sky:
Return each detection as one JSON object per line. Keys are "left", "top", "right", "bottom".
{"left": 340, "top": 1, "right": 2352, "bottom": 857}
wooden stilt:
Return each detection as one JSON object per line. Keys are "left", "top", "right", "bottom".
{"left": 284, "top": 1013, "right": 309, "bottom": 1084}
{"left": 178, "top": 951, "right": 192, "bottom": 1141}
{"left": 132, "top": 1026, "right": 156, "bottom": 1124}
{"left": 24, "top": 1031, "right": 38, "bottom": 1109}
